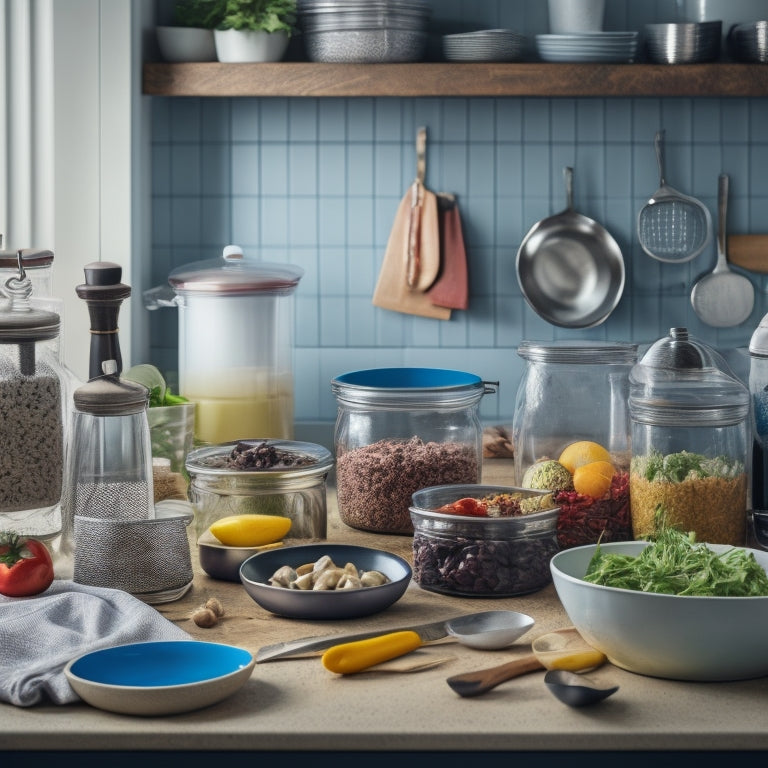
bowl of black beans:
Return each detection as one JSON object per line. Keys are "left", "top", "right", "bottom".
{"left": 409, "top": 484, "right": 561, "bottom": 598}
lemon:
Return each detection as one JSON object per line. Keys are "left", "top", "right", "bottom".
{"left": 209, "top": 514, "right": 292, "bottom": 547}
{"left": 573, "top": 460, "right": 615, "bottom": 499}
{"left": 558, "top": 440, "right": 612, "bottom": 475}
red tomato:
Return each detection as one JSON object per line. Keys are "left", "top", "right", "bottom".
{"left": 437, "top": 497, "right": 489, "bottom": 517}
{"left": 0, "top": 532, "right": 54, "bottom": 597}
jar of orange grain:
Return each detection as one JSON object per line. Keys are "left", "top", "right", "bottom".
{"left": 512, "top": 341, "right": 638, "bottom": 549}
{"left": 629, "top": 328, "right": 750, "bottom": 546}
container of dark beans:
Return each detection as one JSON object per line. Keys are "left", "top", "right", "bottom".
{"left": 409, "top": 484, "right": 560, "bottom": 597}
{"left": 331, "top": 368, "right": 498, "bottom": 534}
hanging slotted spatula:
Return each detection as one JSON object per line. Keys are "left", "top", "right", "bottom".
{"left": 690, "top": 173, "right": 755, "bottom": 327}
{"left": 637, "top": 129, "right": 712, "bottom": 264}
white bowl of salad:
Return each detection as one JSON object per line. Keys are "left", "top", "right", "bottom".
{"left": 550, "top": 526, "right": 768, "bottom": 681}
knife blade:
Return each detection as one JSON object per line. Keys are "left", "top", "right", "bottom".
{"left": 256, "top": 615, "right": 462, "bottom": 663}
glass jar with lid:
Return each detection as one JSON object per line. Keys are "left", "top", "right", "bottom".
{"left": 0, "top": 261, "right": 70, "bottom": 542}
{"left": 629, "top": 327, "right": 750, "bottom": 546}
{"left": 512, "top": 340, "right": 638, "bottom": 549}
{"left": 331, "top": 368, "right": 497, "bottom": 534}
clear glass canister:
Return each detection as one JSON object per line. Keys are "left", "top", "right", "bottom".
{"left": 749, "top": 312, "right": 768, "bottom": 510}
{"left": 331, "top": 368, "right": 497, "bottom": 534}
{"left": 0, "top": 271, "right": 70, "bottom": 542}
{"left": 629, "top": 328, "right": 750, "bottom": 546}
{"left": 185, "top": 439, "right": 334, "bottom": 542}
{"left": 512, "top": 341, "right": 638, "bottom": 549}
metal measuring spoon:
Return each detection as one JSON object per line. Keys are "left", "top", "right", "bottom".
{"left": 544, "top": 669, "right": 619, "bottom": 708}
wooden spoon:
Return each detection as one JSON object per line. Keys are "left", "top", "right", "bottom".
{"left": 446, "top": 627, "right": 606, "bottom": 698}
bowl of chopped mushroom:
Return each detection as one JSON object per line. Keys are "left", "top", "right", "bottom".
{"left": 239, "top": 543, "right": 412, "bottom": 619}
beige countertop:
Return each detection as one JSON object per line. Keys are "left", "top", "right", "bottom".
{"left": 3, "top": 459, "right": 768, "bottom": 756}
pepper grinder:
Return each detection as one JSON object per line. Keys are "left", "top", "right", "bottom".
{"left": 75, "top": 261, "right": 131, "bottom": 380}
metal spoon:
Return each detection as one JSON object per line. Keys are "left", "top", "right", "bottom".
{"left": 445, "top": 610, "right": 535, "bottom": 650}
{"left": 544, "top": 669, "right": 619, "bottom": 708}
{"left": 690, "top": 173, "right": 755, "bottom": 327}
{"left": 446, "top": 627, "right": 606, "bottom": 698}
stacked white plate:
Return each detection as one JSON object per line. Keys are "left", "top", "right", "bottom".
{"left": 443, "top": 29, "right": 527, "bottom": 62}
{"left": 536, "top": 31, "right": 639, "bottom": 62}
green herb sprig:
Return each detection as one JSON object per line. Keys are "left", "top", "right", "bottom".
{"left": 583, "top": 508, "right": 768, "bottom": 597}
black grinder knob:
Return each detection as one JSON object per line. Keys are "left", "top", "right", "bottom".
{"left": 75, "top": 262, "right": 131, "bottom": 381}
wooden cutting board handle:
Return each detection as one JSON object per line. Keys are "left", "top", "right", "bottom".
{"left": 728, "top": 234, "right": 768, "bottom": 273}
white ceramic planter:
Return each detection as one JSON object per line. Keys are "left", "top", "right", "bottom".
{"left": 156, "top": 26, "right": 216, "bottom": 62}
{"left": 214, "top": 29, "right": 290, "bottom": 62}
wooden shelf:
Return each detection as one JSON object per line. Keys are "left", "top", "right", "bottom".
{"left": 143, "top": 61, "right": 768, "bottom": 98}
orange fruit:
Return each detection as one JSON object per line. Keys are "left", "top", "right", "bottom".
{"left": 573, "top": 461, "right": 615, "bottom": 499}
{"left": 558, "top": 440, "right": 612, "bottom": 474}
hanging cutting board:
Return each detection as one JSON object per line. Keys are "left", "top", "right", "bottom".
{"left": 727, "top": 234, "right": 768, "bottom": 273}
{"left": 372, "top": 127, "right": 448, "bottom": 320}
{"left": 427, "top": 193, "right": 469, "bottom": 311}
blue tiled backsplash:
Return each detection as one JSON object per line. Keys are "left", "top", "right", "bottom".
{"left": 148, "top": 0, "right": 766, "bottom": 445}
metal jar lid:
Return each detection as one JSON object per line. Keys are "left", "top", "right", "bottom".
{"left": 516, "top": 340, "right": 638, "bottom": 365}
{"left": 73, "top": 362, "right": 149, "bottom": 416}
{"left": 168, "top": 245, "right": 304, "bottom": 297}
{"left": 0, "top": 305, "right": 60, "bottom": 343}
{"left": 630, "top": 327, "right": 749, "bottom": 426}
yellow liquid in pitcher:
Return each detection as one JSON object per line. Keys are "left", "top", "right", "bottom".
{"left": 183, "top": 371, "right": 294, "bottom": 445}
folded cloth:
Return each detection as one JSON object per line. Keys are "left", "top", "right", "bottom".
{"left": 0, "top": 579, "right": 192, "bottom": 707}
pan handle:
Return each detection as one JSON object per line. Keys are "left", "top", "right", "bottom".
{"left": 563, "top": 166, "right": 574, "bottom": 212}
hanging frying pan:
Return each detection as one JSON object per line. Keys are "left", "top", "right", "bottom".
{"left": 516, "top": 166, "right": 625, "bottom": 329}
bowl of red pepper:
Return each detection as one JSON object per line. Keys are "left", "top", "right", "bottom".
{"left": 409, "top": 484, "right": 560, "bottom": 598}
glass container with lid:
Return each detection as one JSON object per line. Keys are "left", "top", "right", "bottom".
{"left": 0, "top": 258, "right": 70, "bottom": 542}
{"left": 749, "top": 312, "right": 768, "bottom": 509}
{"left": 512, "top": 340, "right": 638, "bottom": 549}
{"left": 331, "top": 367, "right": 497, "bottom": 534}
{"left": 629, "top": 327, "right": 750, "bottom": 545}
{"left": 145, "top": 245, "right": 304, "bottom": 446}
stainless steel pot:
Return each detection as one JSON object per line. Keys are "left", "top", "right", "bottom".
{"left": 516, "top": 166, "right": 625, "bottom": 329}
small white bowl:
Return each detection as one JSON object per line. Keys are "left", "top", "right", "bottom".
{"left": 156, "top": 26, "right": 217, "bottom": 62}
{"left": 64, "top": 641, "right": 254, "bottom": 716}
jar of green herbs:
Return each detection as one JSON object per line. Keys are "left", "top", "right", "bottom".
{"left": 628, "top": 328, "right": 750, "bottom": 546}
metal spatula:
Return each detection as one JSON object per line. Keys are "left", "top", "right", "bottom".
{"left": 690, "top": 173, "right": 754, "bottom": 327}
{"left": 637, "top": 129, "right": 712, "bottom": 263}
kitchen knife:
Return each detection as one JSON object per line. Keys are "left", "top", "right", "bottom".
{"left": 255, "top": 615, "right": 463, "bottom": 662}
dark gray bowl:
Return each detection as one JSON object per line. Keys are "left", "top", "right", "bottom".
{"left": 198, "top": 529, "right": 286, "bottom": 582}
{"left": 239, "top": 543, "right": 412, "bottom": 619}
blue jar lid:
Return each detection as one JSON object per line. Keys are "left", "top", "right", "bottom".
{"left": 332, "top": 367, "right": 481, "bottom": 389}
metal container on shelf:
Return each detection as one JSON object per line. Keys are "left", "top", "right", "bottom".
{"left": 512, "top": 340, "right": 637, "bottom": 549}
{"left": 629, "top": 327, "right": 750, "bottom": 546}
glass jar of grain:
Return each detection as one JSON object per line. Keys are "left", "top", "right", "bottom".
{"left": 0, "top": 270, "right": 70, "bottom": 541}
{"left": 629, "top": 328, "right": 750, "bottom": 546}
{"left": 331, "top": 368, "right": 497, "bottom": 534}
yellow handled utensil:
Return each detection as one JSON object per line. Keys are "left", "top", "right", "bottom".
{"left": 322, "top": 631, "right": 423, "bottom": 675}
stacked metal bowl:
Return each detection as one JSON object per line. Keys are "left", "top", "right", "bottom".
{"left": 297, "top": 0, "right": 432, "bottom": 63}
{"left": 728, "top": 21, "right": 768, "bottom": 62}
{"left": 442, "top": 29, "right": 527, "bottom": 62}
{"left": 644, "top": 21, "right": 722, "bottom": 63}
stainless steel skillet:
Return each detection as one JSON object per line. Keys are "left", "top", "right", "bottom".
{"left": 516, "top": 166, "right": 625, "bottom": 329}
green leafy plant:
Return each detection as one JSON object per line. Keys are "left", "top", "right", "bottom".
{"left": 217, "top": 0, "right": 297, "bottom": 34}
{"left": 173, "top": 0, "right": 225, "bottom": 28}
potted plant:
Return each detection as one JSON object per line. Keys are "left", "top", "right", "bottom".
{"left": 213, "top": 0, "right": 297, "bottom": 62}
{"left": 156, "top": 0, "right": 223, "bottom": 62}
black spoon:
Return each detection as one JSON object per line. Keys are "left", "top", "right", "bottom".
{"left": 543, "top": 669, "right": 619, "bottom": 708}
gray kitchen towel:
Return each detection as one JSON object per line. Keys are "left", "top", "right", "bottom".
{"left": 0, "top": 579, "right": 192, "bottom": 707}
